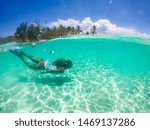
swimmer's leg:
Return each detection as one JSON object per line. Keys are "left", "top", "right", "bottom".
{"left": 10, "top": 50, "right": 45, "bottom": 70}
{"left": 21, "top": 51, "right": 43, "bottom": 63}
{"left": 24, "top": 60, "right": 45, "bottom": 70}
{"left": 10, "top": 50, "right": 25, "bottom": 61}
{"left": 10, "top": 50, "right": 42, "bottom": 63}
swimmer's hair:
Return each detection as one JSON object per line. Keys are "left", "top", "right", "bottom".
{"left": 53, "top": 58, "right": 72, "bottom": 69}
{"left": 64, "top": 60, "right": 72, "bottom": 69}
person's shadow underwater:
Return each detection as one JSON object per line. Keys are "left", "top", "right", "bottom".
{"left": 19, "top": 75, "right": 72, "bottom": 86}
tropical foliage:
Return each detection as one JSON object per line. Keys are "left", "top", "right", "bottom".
{"left": 1, "top": 21, "right": 98, "bottom": 44}
{"left": 14, "top": 22, "right": 28, "bottom": 42}
{"left": 27, "top": 23, "right": 40, "bottom": 41}
{"left": 90, "top": 25, "right": 97, "bottom": 34}
{"left": 14, "top": 22, "right": 40, "bottom": 42}
{"left": 41, "top": 25, "right": 83, "bottom": 39}
{"left": 0, "top": 36, "right": 13, "bottom": 44}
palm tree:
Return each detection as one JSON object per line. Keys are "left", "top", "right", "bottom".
{"left": 90, "top": 25, "right": 97, "bottom": 34}
{"left": 27, "top": 22, "right": 40, "bottom": 41}
{"left": 14, "top": 22, "right": 28, "bottom": 41}
{"left": 76, "top": 25, "right": 82, "bottom": 34}
{"left": 86, "top": 31, "right": 90, "bottom": 35}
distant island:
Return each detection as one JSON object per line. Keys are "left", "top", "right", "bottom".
{"left": 0, "top": 22, "right": 97, "bottom": 45}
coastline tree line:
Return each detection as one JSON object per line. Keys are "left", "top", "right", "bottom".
{"left": 0, "top": 22, "right": 97, "bottom": 44}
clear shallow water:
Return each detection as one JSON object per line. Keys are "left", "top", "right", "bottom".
{"left": 0, "top": 37, "right": 150, "bottom": 112}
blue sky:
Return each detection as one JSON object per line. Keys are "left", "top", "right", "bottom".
{"left": 0, "top": 0, "right": 150, "bottom": 36}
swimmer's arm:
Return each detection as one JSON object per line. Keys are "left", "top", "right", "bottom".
{"left": 41, "top": 70, "right": 64, "bottom": 74}
{"left": 41, "top": 67, "right": 64, "bottom": 74}
{"left": 25, "top": 62, "right": 42, "bottom": 69}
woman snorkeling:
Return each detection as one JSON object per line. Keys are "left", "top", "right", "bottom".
{"left": 10, "top": 50, "right": 72, "bottom": 73}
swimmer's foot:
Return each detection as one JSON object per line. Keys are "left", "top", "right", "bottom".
{"left": 10, "top": 49, "right": 18, "bottom": 54}
{"left": 23, "top": 59, "right": 30, "bottom": 64}
{"left": 10, "top": 50, "right": 24, "bottom": 59}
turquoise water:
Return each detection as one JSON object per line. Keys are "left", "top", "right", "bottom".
{"left": 0, "top": 37, "right": 150, "bottom": 112}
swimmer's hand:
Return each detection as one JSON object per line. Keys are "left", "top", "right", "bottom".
{"left": 49, "top": 50, "right": 54, "bottom": 54}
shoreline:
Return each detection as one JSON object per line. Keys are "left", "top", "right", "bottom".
{"left": 0, "top": 35, "right": 150, "bottom": 53}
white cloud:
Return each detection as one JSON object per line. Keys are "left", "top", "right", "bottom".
{"left": 48, "top": 19, "right": 80, "bottom": 28}
{"left": 80, "top": 17, "right": 93, "bottom": 33}
{"left": 95, "top": 19, "right": 136, "bottom": 35}
{"left": 47, "top": 17, "right": 150, "bottom": 39}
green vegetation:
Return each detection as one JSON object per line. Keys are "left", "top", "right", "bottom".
{"left": 41, "top": 25, "right": 83, "bottom": 39}
{"left": 0, "top": 21, "right": 97, "bottom": 45}
{"left": 14, "top": 22, "right": 28, "bottom": 42}
{"left": 90, "top": 25, "right": 97, "bottom": 34}
{"left": 0, "top": 36, "right": 13, "bottom": 44}
{"left": 14, "top": 22, "right": 40, "bottom": 42}
{"left": 27, "top": 23, "right": 40, "bottom": 41}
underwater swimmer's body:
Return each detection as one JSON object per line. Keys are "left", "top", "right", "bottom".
{"left": 11, "top": 50, "right": 72, "bottom": 73}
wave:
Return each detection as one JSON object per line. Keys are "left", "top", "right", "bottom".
{"left": 0, "top": 42, "right": 22, "bottom": 53}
